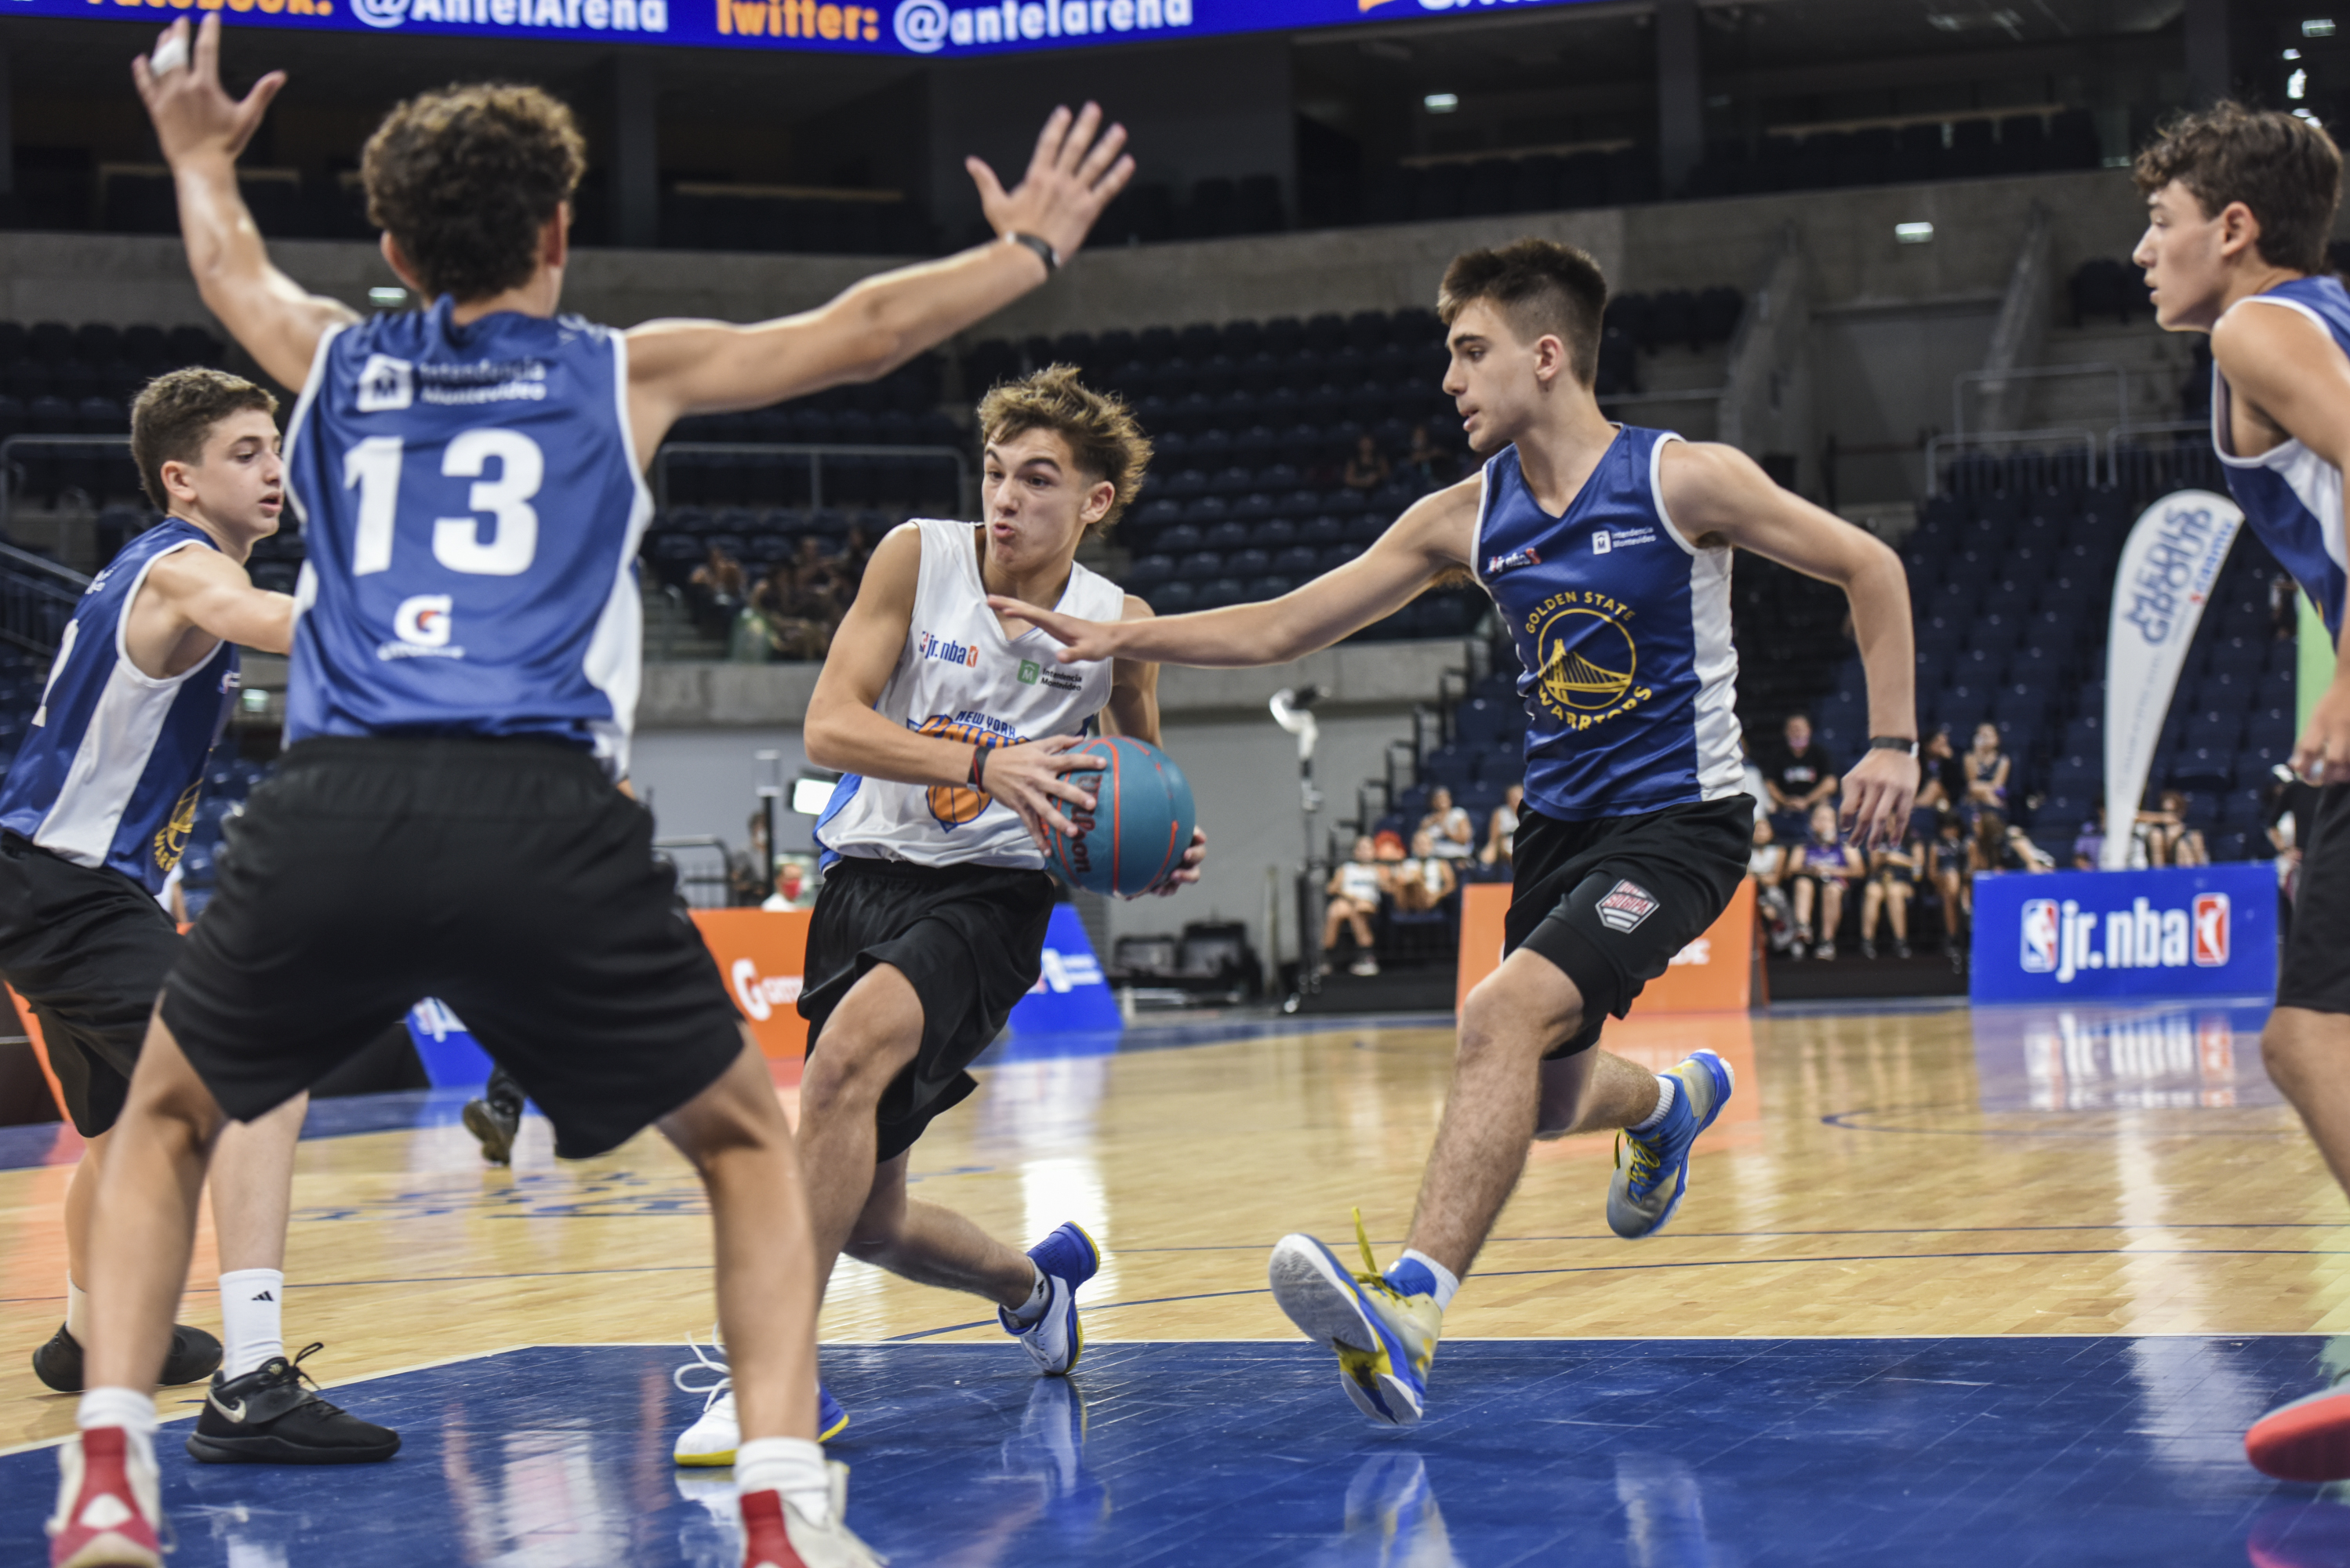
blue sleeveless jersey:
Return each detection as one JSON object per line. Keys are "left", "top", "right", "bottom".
{"left": 0, "top": 519, "right": 238, "bottom": 892}
{"left": 1473, "top": 428, "right": 1745, "bottom": 821}
{"left": 281, "top": 299, "right": 652, "bottom": 773}
{"left": 2214, "top": 274, "right": 2350, "bottom": 637}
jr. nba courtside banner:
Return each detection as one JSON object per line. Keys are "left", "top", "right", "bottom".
{"left": 36, "top": 0, "right": 1603, "bottom": 57}
{"left": 1971, "top": 863, "right": 2273, "bottom": 1001}
{"left": 2101, "top": 490, "right": 2242, "bottom": 868}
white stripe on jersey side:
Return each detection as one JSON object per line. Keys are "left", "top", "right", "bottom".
{"left": 34, "top": 539, "right": 211, "bottom": 869}
{"left": 581, "top": 328, "right": 655, "bottom": 781}
{"left": 1646, "top": 433, "right": 1746, "bottom": 800}
{"left": 2213, "top": 297, "right": 2350, "bottom": 575}
{"left": 1469, "top": 452, "right": 1498, "bottom": 588}
{"left": 279, "top": 323, "right": 350, "bottom": 635}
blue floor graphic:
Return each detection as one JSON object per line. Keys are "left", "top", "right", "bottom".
{"left": 9, "top": 1336, "right": 2348, "bottom": 1566}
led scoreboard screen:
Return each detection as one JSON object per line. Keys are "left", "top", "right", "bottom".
{"left": 14, "top": 0, "right": 1596, "bottom": 56}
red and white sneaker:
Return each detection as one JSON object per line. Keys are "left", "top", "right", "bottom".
{"left": 741, "top": 1464, "right": 885, "bottom": 1567}
{"left": 2248, "top": 1379, "right": 2350, "bottom": 1481}
{"left": 47, "top": 1427, "right": 162, "bottom": 1568}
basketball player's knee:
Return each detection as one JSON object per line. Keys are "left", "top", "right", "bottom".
{"left": 1458, "top": 974, "right": 1582, "bottom": 1069}
{"left": 800, "top": 1027, "right": 913, "bottom": 1120}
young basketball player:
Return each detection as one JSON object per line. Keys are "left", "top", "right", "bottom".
{"left": 670, "top": 365, "right": 1205, "bottom": 1467}
{"left": 1002, "top": 239, "right": 1920, "bottom": 1426}
{"left": 5, "top": 364, "right": 399, "bottom": 1476}
{"left": 5, "top": 368, "right": 396, "bottom": 1467}
{"left": 2127, "top": 104, "right": 2350, "bottom": 1482}
{"left": 48, "top": 19, "right": 1131, "bottom": 1567}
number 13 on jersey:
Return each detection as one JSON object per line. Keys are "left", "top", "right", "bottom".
{"left": 343, "top": 430, "right": 544, "bottom": 578}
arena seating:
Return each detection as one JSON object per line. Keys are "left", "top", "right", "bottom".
{"left": 1808, "top": 454, "right": 2294, "bottom": 864}
{"left": 656, "top": 352, "right": 961, "bottom": 510}
{"left": 1684, "top": 108, "right": 2103, "bottom": 200}
{"left": 0, "top": 320, "right": 226, "bottom": 505}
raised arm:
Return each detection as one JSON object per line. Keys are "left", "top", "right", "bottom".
{"left": 801, "top": 526, "right": 1103, "bottom": 849}
{"left": 124, "top": 546, "right": 295, "bottom": 677}
{"left": 625, "top": 106, "right": 1133, "bottom": 456}
{"left": 1659, "top": 440, "right": 1918, "bottom": 845}
{"left": 2213, "top": 301, "right": 2350, "bottom": 786}
{"left": 133, "top": 19, "right": 358, "bottom": 390}
{"left": 993, "top": 477, "right": 1480, "bottom": 669}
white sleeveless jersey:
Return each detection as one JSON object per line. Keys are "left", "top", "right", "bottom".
{"left": 815, "top": 518, "right": 1127, "bottom": 871}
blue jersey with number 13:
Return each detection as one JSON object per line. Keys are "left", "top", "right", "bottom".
{"left": 281, "top": 299, "right": 652, "bottom": 774}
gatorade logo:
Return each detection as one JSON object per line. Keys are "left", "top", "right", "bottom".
{"left": 729, "top": 958, "right": 802, "bottom": 1022}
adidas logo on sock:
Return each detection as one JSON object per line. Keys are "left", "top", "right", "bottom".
{"left": 250, "top": 1290, "right": 274, "bottom": 1301}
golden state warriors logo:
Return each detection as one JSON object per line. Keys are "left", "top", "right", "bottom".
{"left": 1527, "top": 593, "right": 1651, "bottom": 728}
{"left": 153, "top": 782, "right": 200, "bottom": 873}
{"left": 917, "top": 713, "right": 1019, "bottom": 829}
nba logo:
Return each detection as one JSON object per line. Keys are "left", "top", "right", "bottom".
{"left": 2192, "top": 893, "right": 2230, "bottom": 966}
{"left": 2020, "top": 898, "right": 2058, "bottom": 972}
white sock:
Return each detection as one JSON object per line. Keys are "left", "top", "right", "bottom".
{"left": 1630, "top": 1074, "right": 1678, "bottom": 1133}
{"left": 66, "top": 1277, "right": 89, "bottom": 1342}
{"left": 736, "top": 1435, "right": 831, "bottom": 1524}
{"left": 218, "top": 1269, "right": 285, "bottom": 1379}
{"left": 1397, "top": 1249, "right": 1462, "bottom": 1311}
{"left": 78, "top": 1385, "right": 158, "bottom": 1460}
{"left": 1008, "top": 1261, "right": 1051, "bottom": 1327}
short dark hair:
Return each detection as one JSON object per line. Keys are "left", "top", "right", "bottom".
{"left": 1437, "top": 238, "right": 1609, "bottom": 385}
{"left": 976, "top": 365, "right": 1153, "bottom": 534}
{"left": 361, "top": 83, "right": 587, "bottom": 303}
{"left": 2134, "top": 102, "right": 2344, "bottom": 274}
{"left": 130, "top": 368, "right": 278, "bottom": 513}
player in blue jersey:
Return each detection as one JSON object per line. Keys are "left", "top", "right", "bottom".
{"left": 1004, "top": 238, "right": 1920, "bottom": 1427}
{"left": 2, "top": 368, "right": 397, "bottom": 1470}
{"left": 49, "top": 18, "right": 1132, "bottom": 1568}
{"left": 2127, "top": 104, "right": 2350, "bottom": 1483}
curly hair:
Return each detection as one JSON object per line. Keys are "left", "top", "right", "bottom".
{"left": 361, "top": 83, "right": 587, "bottom": 304}
{"left": 130, "top": 368, "right": 278, "bottom": 513}
{"left": 975, "top": 365, "right": 1153, "bottom": 534}
{"left": 2134, "top": 102, "right": 2343, "bottom": 274}
{"left": 1437, "top": 238, "right": 1609, "bottom": 386}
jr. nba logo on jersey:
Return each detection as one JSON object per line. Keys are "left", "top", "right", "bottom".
{"left": 2192, "top": 893, "right": 2230, "bottom": 966}
{"left": 917, "top": 631, "right": 979, "bottom": 667}
{"left": 357, "top": 354, "right": 414, "bottom": 412}
{"left": 2020, "top": 898, "right": 2059, "bottom": 972}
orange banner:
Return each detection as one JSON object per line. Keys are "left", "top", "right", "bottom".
{"left": 690, "top": 909, "right": 813, "bottom": 1063}
{"left": 1456, "top": 877, "right": 1759, "bottom": 1016}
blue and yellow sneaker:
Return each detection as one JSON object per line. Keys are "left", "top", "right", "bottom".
{"left": 1607, "top": 1048, "right": 1735, "bottom": 1240}
{"left": 1268, "top": 1210, "right": 1444, "bottom": 1426}
{"left": 1001, "top": 1221, "right": 1101, "bottom": 1375}
{"left": 670, "top": 1332, "right": 848, "bottom": 1465}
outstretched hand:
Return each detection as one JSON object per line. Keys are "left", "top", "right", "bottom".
{"left": 1839, "top": 749, "right": 1920, "bottom": 850}
{"left": 132, "top": 17, "right": 285, "bottom": 169}
{"left": 965, "top": 103, "right": 1135, "bottom": 265}
{"left": 984, "top": 735, "right": 1107, "bottom": 853}
{"left": 987, "top": 595, "right": 1125, "bottom": 663}
{"left": 2291, "top": 676, "right": 2350, "bottom": 786}
{"left": 1129, "top": 825, "right": 1208, "bottom": 899}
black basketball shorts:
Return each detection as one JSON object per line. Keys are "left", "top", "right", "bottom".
{"left": 2282, "top": 782, "right": 2350, "bottom": 1016}
{"left": 0, "top": 833, "right": 181, "bottom": 1137}
{"left": 1502, "top": 794, "right": 1754, "bottom": 1059}
{"left": 161, "top": 737, "right": 747, "bottom": 1160}
{"left": 798, "top": 855, "right": 1058, "bottom": 1164}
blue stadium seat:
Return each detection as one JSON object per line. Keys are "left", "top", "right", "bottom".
{"left": 1126, "top": 554, "right": 1175, "bottom": 591}
{"left": 1157, "top": 523, "right": 1204, "bottom": 554}
{"left": 1153, "top": 581, "right": 1197, "bottom": 612}
{"left": 1176, "top": 550, "right": 1223, "bottom": 581}
{"left": 1272, "top": 546, "right": 1320, "bottom": 577}
{"left": 1229, "top": 548, "right": 1273, "bottom": 578}
{"left": 1454, "top": 698, "right": 1521, "bottom": 746}
{"left": 1317, "top": 544, "right": 1360, "bottom": 572}
{"left": 1205, "top": 521, "right": 1251, "bottom": 550}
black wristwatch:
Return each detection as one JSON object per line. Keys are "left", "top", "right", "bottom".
{"left": 1007, "top": 231, "right": 1061, "bottom": 274}
{"left": 1869, "top": 736, "right": 1920, "bottom": 759}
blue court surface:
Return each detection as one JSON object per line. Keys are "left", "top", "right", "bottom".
{"left": 8, "top": 1335, "right": 2345, "bottom": 1566}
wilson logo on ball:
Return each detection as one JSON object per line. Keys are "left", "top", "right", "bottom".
{"left": 1045, "top": 736, "right": 1195, "bottom": 898}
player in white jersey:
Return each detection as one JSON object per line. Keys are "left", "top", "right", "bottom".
{"left": 2, "top": 368, "right": 394, "bottom": 1465}
{"left": 671, "top": 367, "right": 1205, "bottom": 1467}
{"left": 51, "top": 20, "right": 1134, "bottom": 1568}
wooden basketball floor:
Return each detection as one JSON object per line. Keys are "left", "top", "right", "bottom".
{"left": 3, "top": 997, "right": 2348, "bottom": 1564}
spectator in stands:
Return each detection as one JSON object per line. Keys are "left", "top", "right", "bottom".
{"left": 794, "top": 534, "right": 851, "bottom": 618}
{"left": 1322, "top": 835, "right": 1387, "bottom": 978}
{"left": 761, "top": 855, "right": 819, "bottom": 912}
{"left": 2072, "top": 807, "right": 2108, "bottom": 870}
{"left": 1343, "top": 434, "right": 1391, "bottom": 495}
{"left": 691, "top": 542, "right": 746, "bottom": 606}
{"left": 1761, "top": 713, "right": 1839, "bottom": 837}
{"left": 1749, "top": 815, "right": 1795, "bottom": 955}
{"left": 1372, "top": 828, "right": 1407, "bottom": 866}
{"left": 1419, "top": 786, "right": 1476, "bottom": 861}
{"left": 1393, "top": 827, "right": 1457, "bottom": 912}
{"left": 1858, "top": 826, "right": 1922, "bottom": 960}
{"left": 2143, "top": 789, "right": 2209, "bottom": 866}
{"left": 837, "top": 521, "right": 876, "bottom": 592}
{"left": 1478, "top": 782, "right": 1522, "bottom": 873}
{"left": 1970, "top": 808, "right": 2054, "bottom": 875}
{"left": 1965, "top": 722, "right": 2012, "bottom": 811}
{"left": 1788, "top": 802, "right": 1864, "bottom": 959}
{"left": 1915, "top": 725, "right": 1968, "bottom": 815}
{"left": 1398, "top": 423, "right": 1454, "bottom": 493}
{"left": 1928, "top": 812, "right": 1973, "bottom": 953}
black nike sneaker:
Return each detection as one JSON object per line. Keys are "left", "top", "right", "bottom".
{"left": 184, "top": 1344, "right": 401, "bottom": 1465}
{"left": 32, "top": 1321, "right": 221, "bottom": 1393}
{"left": 463, "top": 1094, "right": 521, "bottom": 1166}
